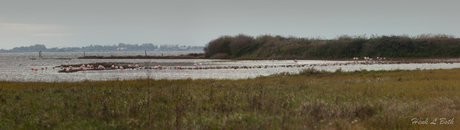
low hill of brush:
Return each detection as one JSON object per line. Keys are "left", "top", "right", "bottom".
{"left": 203, "top": 34, "right": 460, "bottom": 59}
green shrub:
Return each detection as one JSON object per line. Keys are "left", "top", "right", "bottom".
{"left": 204, "top": 34, "right": 460, "bottom": 59}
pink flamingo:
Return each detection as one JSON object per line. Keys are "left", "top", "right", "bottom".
{"left": 69, "top": 66, "right": 73, "bottom": 70}
{"left": 163, "top": 66, "right": 166, "bottom": 69}
{"left": 98, "top": 65, "right": 102, "bottom": 70}
{"left": 52, "top": 66, "right": 55, "bottom": 69}
{"left": 66, "top": 69, "right": 70, "bottom": 72}
{"left": 31, "top": 67, "right": 34, "bottom": 71}
{"left": 35, "top": 68, "right": 38, "bottom": 71}
{"left": 120, "top": 66, "right": 124, "bottom": 70}
{"left": 45, "top": 67, "right": 48, "bottom": 69}
{"left": 176, "top": 66, "right": 180, "bottom": 69}
{"left": 41, "top": 67, "right": 44, "bottom": 70}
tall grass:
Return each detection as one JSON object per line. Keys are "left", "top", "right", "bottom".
{"left": 1, "top": 68, "right": 460, "bottom": 129}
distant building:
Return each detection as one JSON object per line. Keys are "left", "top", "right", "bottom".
{"left": 179, "top": 45, "right": 188, "bottom": 49}
{"left": 117, "top": 47, "right": 127, "bottom": 51}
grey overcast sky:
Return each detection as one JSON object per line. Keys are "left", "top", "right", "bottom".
{"left": 1, "top": 0, "right": 459, "bottom": 49}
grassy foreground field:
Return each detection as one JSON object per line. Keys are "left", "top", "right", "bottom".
{"left": 1, "top": 68, "right": 460, "bottom": 129}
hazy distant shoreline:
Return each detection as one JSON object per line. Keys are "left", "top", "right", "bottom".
{"left": 0, "top": 43, "right": 205, "bottom": 53}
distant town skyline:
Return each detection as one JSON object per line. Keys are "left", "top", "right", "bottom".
{"left": 1, "top": 0, "right": 459, "bottom": 50}
{"left": 0, "top": 43, "right": 204, "bottom": 52}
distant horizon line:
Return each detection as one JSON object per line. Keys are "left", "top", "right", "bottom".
{"left": 1, "top": 43, "right": 205, "bottom": 50}
{"left": 2, "top": 33, "right": 458, "bottom": 50}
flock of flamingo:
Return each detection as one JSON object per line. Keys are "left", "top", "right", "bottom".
{"left": 352, "top": 57, "right": 386, "bottom": 64}
{"left": 29, "top": 57, "right": 458, "bottom": 73}
{"left": 30, "top": 63, "right": 207, "bottom": 73}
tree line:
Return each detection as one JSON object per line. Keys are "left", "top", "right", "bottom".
{"left": 204, "top": 34, "right": 460, "bottom": 59}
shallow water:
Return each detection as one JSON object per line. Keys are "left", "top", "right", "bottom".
{"left": 1, "top": 52, "right": 460, "bottom": 82}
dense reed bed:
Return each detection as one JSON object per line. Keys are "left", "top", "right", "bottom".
{"left": 1, "top": 68, "right": 460, "bottom": 129}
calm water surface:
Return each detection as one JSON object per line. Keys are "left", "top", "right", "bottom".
{"left": 1, "top": 52, "right": 460, "bottom": 82}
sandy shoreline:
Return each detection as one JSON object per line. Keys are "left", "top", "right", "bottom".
{"left": 61, "top": 57, "right": 460, "bottom": 67}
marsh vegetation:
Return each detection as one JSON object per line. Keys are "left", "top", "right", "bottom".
{"left": 1, "top": 68, "right": 460, "bottom": 129}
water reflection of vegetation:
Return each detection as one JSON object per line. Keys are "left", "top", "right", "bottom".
{"left": 1, "top": 68, "right": 460, "bottom": 129}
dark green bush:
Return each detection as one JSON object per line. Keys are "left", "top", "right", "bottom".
{"left": 204, "top": 34, "right": 460, "bottom": 59}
